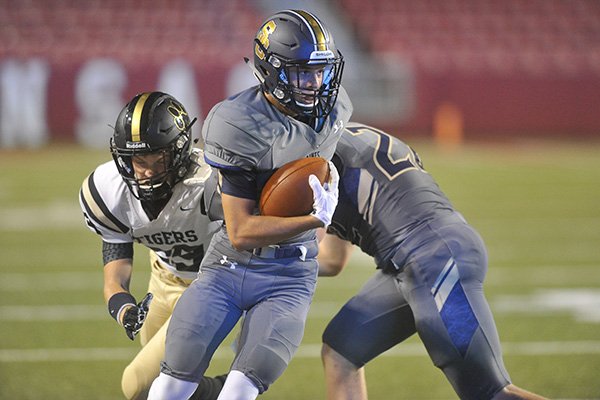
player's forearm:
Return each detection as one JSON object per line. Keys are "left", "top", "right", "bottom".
{"left": 227, "top": 214, "right": 323, "bottom": 250}
{"left": 317, "top": 234, "right": 354, "bottom": 276}
{"left": 102, "top": 259, "right": 133, "bottom": 303}
{"left": 222, "top": 192, "right": 324, "bottom": 250}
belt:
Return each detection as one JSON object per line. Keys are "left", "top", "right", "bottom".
{"left": 252, "top": 243, "right": 312, "bottom": 260}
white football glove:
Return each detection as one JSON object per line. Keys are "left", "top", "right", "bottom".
{"left": 309, "top": 161, "right": 339, "bottom": 227}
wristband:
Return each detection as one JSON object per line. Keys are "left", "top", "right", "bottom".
{"left": 108, "top": 292, "right": 136, "bottom": 324}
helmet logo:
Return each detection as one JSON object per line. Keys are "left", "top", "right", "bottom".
{"left": 255, "top": 20, "right": 277, "bottom": 61}
{"left": 126, "top": 141, "right": 148, "bottom": 149}
{"left": 310, "top": 50, "right": 335, "bottom": 61}
{"left": 167, "top": 101, "right": 188, "bottom": 131}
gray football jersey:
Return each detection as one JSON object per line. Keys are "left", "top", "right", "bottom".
{"left": 202, "top": 86, "right": 352, "bottom": 171}
{"left": 329, "top": 122, "right": 456, "bottom": 267}
{"left": 202, "top": 85, "right": 353, "bottom": 245}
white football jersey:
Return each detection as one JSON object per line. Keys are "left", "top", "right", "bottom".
{"left": 79, "top": 149, "right": 220, "bottom": 280}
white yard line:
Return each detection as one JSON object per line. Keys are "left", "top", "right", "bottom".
{"left": 2, "top": 262, "right": 599, "bottom": 292}
{"left": 2, "top": 341, "right": 600, "bottom": 363}
{"left": 3, "top": 287, "right": 600, "bottom": 323}
{"left": 0, "top": 202, "right": 82, "bottom": 230}
{"left": 0, "top": 302, "right": 345, "bottom": 321}
{"left": 4, "top": 294, "right": 600, "bottom": 323}
{"left": 1, "top": 202, "right": 598, "bottom": 231}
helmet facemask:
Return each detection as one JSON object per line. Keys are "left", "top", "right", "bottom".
{"left": 110, "top": 130, "right": 192, "bottom": 202}
{"left": 275, "top": 56, "right": 344, "bottom": 119}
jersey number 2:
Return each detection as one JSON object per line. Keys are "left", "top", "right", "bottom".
{"left": 346, "top": 125, "right": 425, "bottom": 180}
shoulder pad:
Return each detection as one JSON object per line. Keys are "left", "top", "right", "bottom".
{"left": 184, "top": 148, "right": 212, "bottom": 186}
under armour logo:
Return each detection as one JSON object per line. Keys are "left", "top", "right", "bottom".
{"left": 220, "top": 255, "right": 238, "bottom": 269}
{"left": 298, "top": 245, "right": 307, "bottom": 261}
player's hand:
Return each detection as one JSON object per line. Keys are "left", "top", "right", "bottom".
{"left": 309, "top": 161, "right": 339, "bottom": 227}
{"left": 121, "top": 293, "right": 153, "bottom": 341}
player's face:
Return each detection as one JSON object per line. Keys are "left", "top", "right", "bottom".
{"left": 131, "top": 151, "right": 169, "bottom": 182}
{"left": 288, "top": 64, "right": 330, "bottom": 106}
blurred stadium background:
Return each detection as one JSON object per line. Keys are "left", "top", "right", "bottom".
{"left": 1, "top": 0, "right": 599, "bottom": 399}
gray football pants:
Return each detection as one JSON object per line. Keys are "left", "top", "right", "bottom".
{"left": 323, "top": 218, "right": 511, "bottom": 400}
{"left": 161, "top": 239, "right": 319, "bottom": 394}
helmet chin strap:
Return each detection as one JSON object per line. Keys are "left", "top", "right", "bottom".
{"left": 263, "top": 90, "right": 323, "bottom": 131}
{"left": 134, "top": 170, "right": 174, "bottom": 201}
{"left": 137, "top": 181, "right": 172, "bottom": 203}
{"left": 295, "top": 96, "right": 320, "bottom": 109}
{"left": 264, "top": 91, "right": 297, "bottom": 117}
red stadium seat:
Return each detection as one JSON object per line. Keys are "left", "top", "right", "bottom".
{"left": 0, "top": 0, "right": 262, "bottom": 67}
{"left": 336, "top": 0, "right": 600, "bottom": 76}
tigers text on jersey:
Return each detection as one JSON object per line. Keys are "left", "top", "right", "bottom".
{"left": 330, "top": 122, "right": 456, "bottom": 268}
{"left": 79, "top": 149, "right": 221, "bottom": 280}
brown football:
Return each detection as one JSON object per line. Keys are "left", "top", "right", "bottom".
{"left": 259, "top": 157, "right": 330, "bottom": 217}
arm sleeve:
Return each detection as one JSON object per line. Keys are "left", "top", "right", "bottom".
{"left": 102, "top": 241, "right": 134, "bottom": 265}
{"left": 219, "top": 169, "right": 258, "bottom": 200}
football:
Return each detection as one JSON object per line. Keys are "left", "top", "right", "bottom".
{"left": 259, "top": 157, "right": 330, "bottom": 217}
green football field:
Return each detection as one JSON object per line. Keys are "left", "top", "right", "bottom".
{"left": 1, "top": 138, "right": 599, "bottom": 400}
